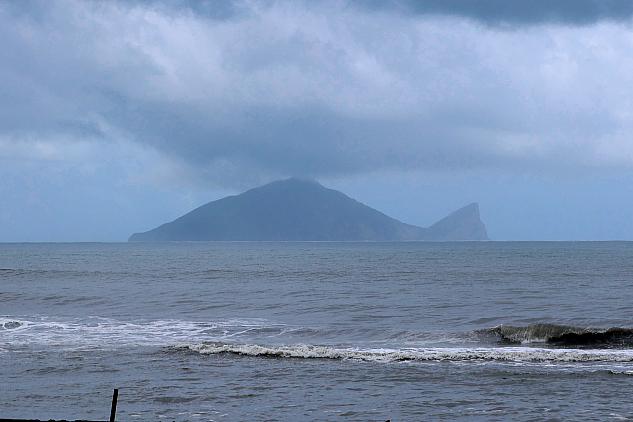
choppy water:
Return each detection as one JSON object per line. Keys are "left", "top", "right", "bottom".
{"left": 2, "top": 241, "right": 633, "bottom": 420}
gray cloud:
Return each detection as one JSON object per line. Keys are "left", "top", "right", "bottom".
{"left": 359, "top": 0, "right": 633, "bottom": 26}
{"left": 1, "top": 1, "right": 633, "bottom": 189}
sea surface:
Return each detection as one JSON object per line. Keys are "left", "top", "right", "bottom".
{"left": 2, "top": 241, "right": 633, "bottom": 421}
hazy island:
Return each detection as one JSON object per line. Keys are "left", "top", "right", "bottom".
{"left": 129, "top": 178, "right": 488, "bottom": 241}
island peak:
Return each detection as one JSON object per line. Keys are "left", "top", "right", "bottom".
{"left": 129, "top": 180, "right": 488, "bottom": 241}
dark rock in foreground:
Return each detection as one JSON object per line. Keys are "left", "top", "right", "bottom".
{"left": 129, "top": 178, "right": 488, "bottom": 241}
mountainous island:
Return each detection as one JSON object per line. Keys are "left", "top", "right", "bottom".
{"left": 129, "top": 178, "right": 488, "bottom": 241}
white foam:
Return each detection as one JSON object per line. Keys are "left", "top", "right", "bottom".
{"left": 6, "top": 316, "right": 633, "bottom": 364}
{"left": 0, "top": 316, "right": 288, "bottom": 350}
{"left": 183, "top": 343, "right": 633, "bottom": 363}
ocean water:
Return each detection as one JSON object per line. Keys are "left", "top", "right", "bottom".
{"left": 2, "top": 241, "right": 633, "bottom": 421}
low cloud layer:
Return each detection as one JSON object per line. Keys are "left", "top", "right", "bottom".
{"left": 365, "top": 0, "right": 633, "bottom": 26}
{"left": 2, "top": 1, "right": 633, "bottom": 188}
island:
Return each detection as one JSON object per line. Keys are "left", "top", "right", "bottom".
{"left": 129, "top": 178, "right": 489, "bottom": 241}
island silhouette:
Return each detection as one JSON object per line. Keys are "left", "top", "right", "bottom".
{"left": 129, "top": 178, "right": 488, "bottom": 241}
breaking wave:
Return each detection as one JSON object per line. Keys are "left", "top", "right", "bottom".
{"left": 176, "top": 342, "right": 633, "bottom": 363}
{"left": 0, "top": 316, "right": 298, "bottom": 350}
{"left": 481, "top": 324, "right": 633, "bottom": 348}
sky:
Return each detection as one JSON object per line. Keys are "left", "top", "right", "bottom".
{"left": 2, "top": 0, "right": 633, "bottom": 241}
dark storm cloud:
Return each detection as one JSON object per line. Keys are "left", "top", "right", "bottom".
{"left": 115, "top": 103, "right": 500, "bottom": 177}
{"left": 1, "top": 0, "right": 633, "bottom": 188}
{"left": 360, "top": 0, "right": 633, "bottom": 26}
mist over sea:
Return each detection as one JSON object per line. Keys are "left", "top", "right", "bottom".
{"left": 2, "top": 242, "right": 633, "bottom": 420}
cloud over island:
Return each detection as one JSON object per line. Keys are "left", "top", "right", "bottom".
{"left": 2, "top": 0, "right": 633, "bottom": 187}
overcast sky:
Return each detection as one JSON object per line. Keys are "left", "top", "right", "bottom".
{"left": 2, "top": 0, "right": 633, "bottom": 241}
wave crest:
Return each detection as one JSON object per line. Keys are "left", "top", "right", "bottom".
{"left": 481, "top": 324, "right": 633, "bottom": 347}
{"left": 175, "top": 342, "right": 633, "bottom": 363}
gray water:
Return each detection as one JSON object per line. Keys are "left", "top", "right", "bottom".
{"left": 2, "top": 242, "right": 633, "bottom": 421}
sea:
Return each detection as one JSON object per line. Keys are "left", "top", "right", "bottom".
{"left": 2, "top": 241, "right": 633, "bottom": 421}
